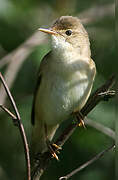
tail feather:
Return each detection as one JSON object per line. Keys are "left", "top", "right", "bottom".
{"left": 30, "top": 121, "right": 59, "bottom": 179}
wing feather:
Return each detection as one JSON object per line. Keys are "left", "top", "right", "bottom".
{"left": 31, "top": 51, "right": 51, "bottom": 125}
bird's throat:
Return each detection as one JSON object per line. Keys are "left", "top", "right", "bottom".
{"left": 51, "top": 35, "right": 91, "bottom": 64}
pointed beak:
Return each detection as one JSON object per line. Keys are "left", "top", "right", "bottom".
{"left": 38, "top": 28, "right": 58, "bottom": 35}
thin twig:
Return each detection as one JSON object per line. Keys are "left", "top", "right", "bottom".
{"left": 0, "top": 72, "right": 20, "bottom": 119}
{"left": 85, "top": 118, "right": 115, "bottom": 140}
{"left": 0, "top": 72, "right": 31, "bottom": 180}
{"left": 0, "top": 104, "right": 16, "bottom": 120}
{"left": 59, "top": 144, "right": 115, "bottom": 180}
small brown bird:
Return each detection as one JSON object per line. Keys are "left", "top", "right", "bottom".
{"left": 31, "top": 16, "right": 96, "bottom": 160}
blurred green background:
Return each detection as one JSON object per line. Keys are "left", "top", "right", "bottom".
{"left": 0, "top": 0, "right": 116, "bottom": 180}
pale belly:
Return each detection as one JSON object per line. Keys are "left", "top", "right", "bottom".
{"left": 35, "top": 70, "right": 93, "bottom": 126}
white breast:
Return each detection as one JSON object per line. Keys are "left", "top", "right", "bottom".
{"left": 36, "top": 57, "right": 93, "bottom": 126}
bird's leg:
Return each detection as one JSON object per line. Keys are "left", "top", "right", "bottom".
{"left": 73, "top": 111, "right": 86, "bottom": 128}
{"left": 44, "top": 124, "right": 61, "bottom": 161}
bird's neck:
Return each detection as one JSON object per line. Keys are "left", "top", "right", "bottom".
{"left": 51, "top": 35, "right": 91, "bottom": 64}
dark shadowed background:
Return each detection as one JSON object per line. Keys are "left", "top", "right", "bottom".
{"left": 0, "top": 0, "right": 116, "bottom": 180}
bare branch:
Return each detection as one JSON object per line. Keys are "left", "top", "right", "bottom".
{"left": 0, "top": 72, "right": 31, "bottom": 180}
{"left": 0, "top": 72, "right": 20, "bottom": 119}
{"left": 59, "top": 144, "right": 115, "bottom": 180}
{"left": 0, "top": 104, "right": 16, "bottom": 120}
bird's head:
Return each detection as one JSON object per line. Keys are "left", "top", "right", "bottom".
{"left": 39, "top": 16, "right": 91, "bottom": 59}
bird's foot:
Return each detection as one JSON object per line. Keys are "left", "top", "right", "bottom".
{"left": 52, "top": 143, "right": 62, "bottom": 151}
{"left": 73, "top": 111, "right": 86, "bottom": 129}
{"left": 46, "top": 140, "right": 62, "bottom": 161}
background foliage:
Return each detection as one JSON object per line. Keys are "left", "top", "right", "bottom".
{"left": 0, "top": 0, "right": 116, "bottom": 180}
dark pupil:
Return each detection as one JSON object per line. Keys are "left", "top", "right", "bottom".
{"left": 65, "top": 30, "right": 72, "bottom": 36}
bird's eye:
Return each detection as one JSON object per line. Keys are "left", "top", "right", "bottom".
{"left": 65, "top": 30, "right": 72, "bottom": 36}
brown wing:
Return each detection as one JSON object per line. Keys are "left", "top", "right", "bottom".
{"left": 31, "top": 51, "right": 51, "bottom": 125}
